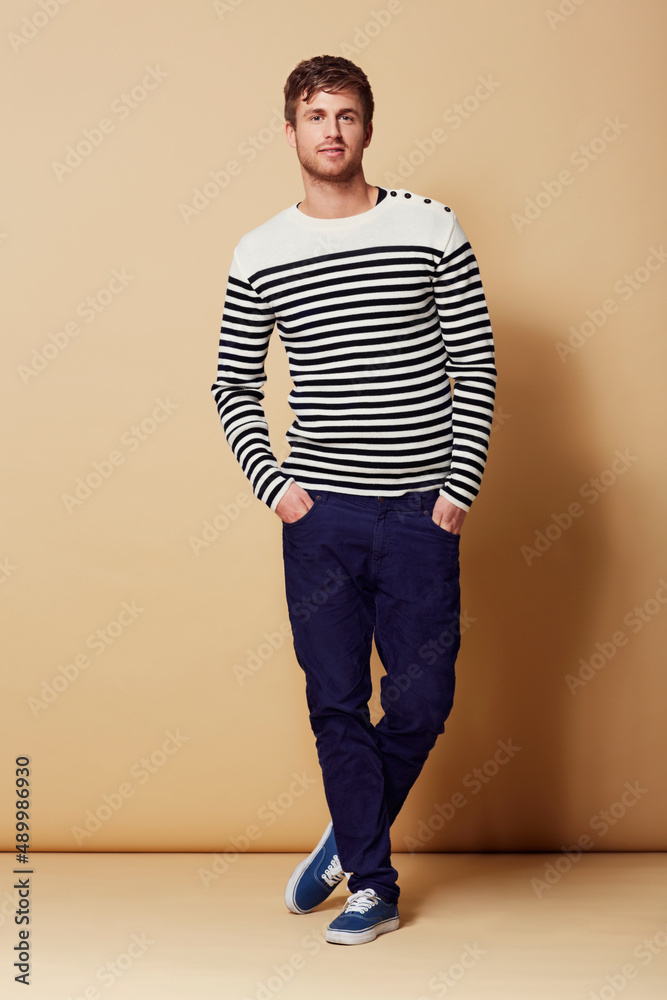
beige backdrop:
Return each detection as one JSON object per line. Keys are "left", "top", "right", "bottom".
{"left": 2, "top": 0, "right": 665, "bottom": 854}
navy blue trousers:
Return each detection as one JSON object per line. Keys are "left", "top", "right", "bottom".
{"left": 282, "top": 487, "right": 461, "bottom": 905}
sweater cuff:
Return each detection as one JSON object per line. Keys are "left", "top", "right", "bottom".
{"left": 264, "top": 475, "right": 295, "bottom": 512}
{"left": 439, "top": 486, "right": 472, "bottom": 514}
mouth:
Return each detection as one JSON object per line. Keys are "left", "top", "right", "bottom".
{"left": 318, "top": 148, "right": 345, "bottom": 157}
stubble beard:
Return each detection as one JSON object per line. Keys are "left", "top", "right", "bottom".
{"left": 296, "top": 143, "right": 364, "bottom": 188}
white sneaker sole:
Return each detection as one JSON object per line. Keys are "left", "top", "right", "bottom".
{"left": 284, "top": 821, "right": 348, "bottom": 914}
{"left": 326, "top": 915, "right": 400, "bottom": 945}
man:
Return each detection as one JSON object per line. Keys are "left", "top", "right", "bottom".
{"left": 211, "top": 54, "right": 497, "bottom": 945}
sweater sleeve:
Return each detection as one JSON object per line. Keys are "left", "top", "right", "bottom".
{"left": 433, "top": 212, "right": 497, "bottom": 512}
{"left": 210, "top": 246, "right": 295, "bottom": 512}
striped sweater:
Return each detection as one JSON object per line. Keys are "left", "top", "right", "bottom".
{"left": 211, "top": 186, "right": 497, "bottom": 513}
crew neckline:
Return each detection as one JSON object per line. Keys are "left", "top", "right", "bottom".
{"left": 287, "top": 186, "right": 392, "bottom": 228}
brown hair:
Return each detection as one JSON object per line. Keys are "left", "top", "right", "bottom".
{"left": 284, "top": 55, "right": 374, "bottom": 131}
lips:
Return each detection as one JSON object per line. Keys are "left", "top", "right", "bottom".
{"left": 319, "top": 147, "right": 345, "bottom": 155}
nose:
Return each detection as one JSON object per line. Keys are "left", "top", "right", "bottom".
{"left": 323, "top": 116, "right": 342, "bottom": 141}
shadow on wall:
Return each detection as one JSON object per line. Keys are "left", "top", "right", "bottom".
{"left": 378, "top": 319, "right": 621, "bottom": 852}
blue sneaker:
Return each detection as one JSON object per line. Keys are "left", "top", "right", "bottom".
{"left": 326, "top": 887, "right": 400, "bottom": 945}
{"left": 284, "top": 821, "right": 350, "bottom": 914}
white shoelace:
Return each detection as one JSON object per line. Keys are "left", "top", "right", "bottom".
{"left": 321, "top": 854, "right": 346, "bottom": 887}
{"left": 341, "top": 888, "right": 381, "bottom": 914}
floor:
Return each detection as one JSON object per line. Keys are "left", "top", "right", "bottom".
{"left": 2, "top": 852, "right": 666, "bottom": 999}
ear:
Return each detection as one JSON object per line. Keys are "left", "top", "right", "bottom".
{"left": 363, "top": 120, "right": 373, "bottom": 149}
{"left": 285, "top": 120, "right": 297, "bottom": 149}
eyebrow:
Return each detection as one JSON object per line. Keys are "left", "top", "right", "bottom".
{"left": 302, "top": 107, "right": 359, "bottom": 116}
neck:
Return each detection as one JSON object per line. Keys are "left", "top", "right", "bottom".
{"left": 297, "top": 172, "right": 378, "bottom": 219}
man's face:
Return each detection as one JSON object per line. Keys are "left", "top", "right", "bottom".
{"left": 285, "top": 86, "right": 372, "bottom": 184}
